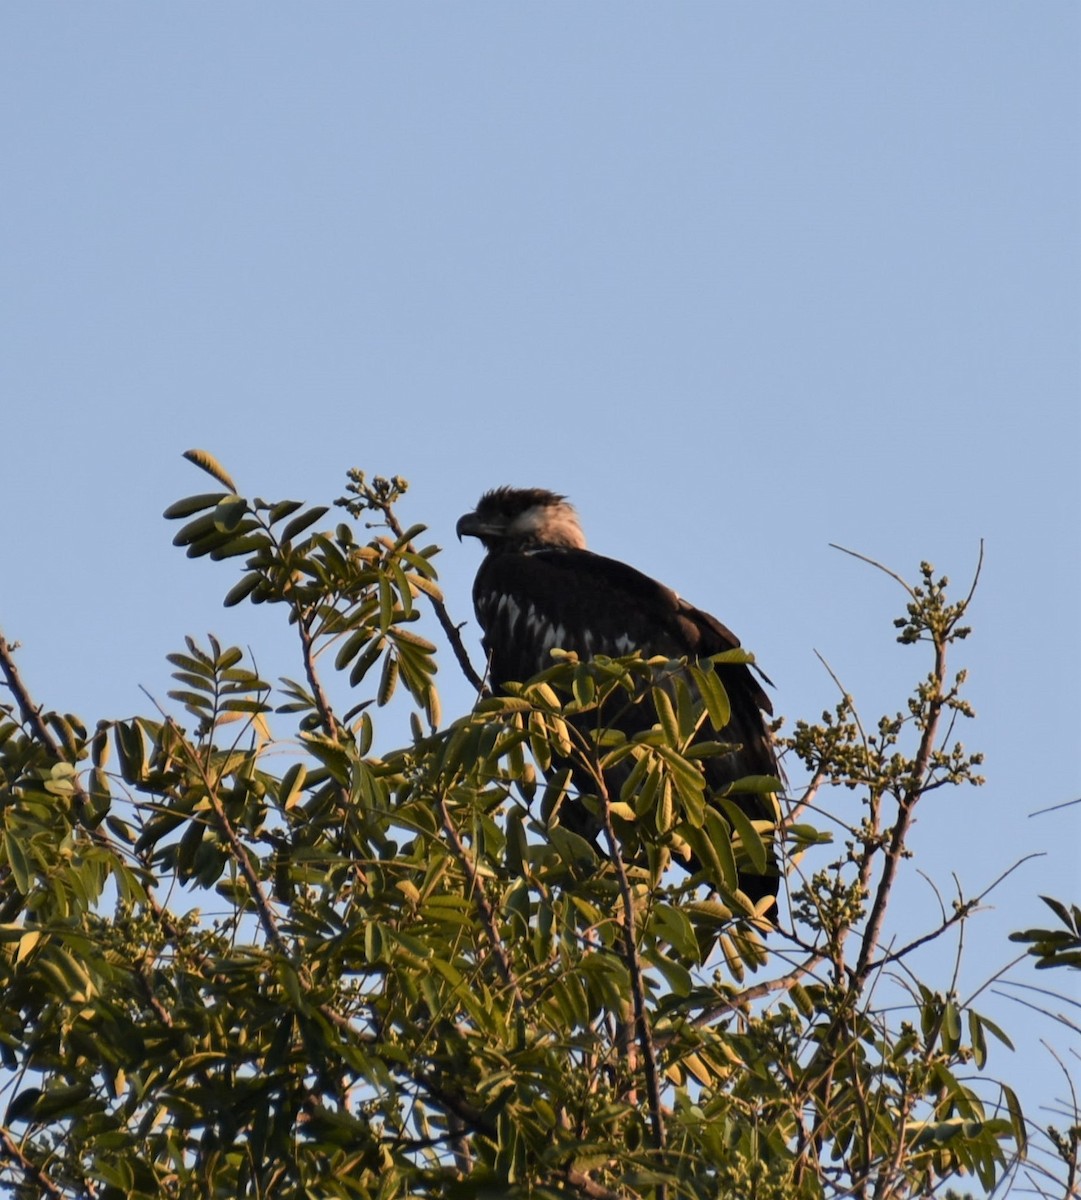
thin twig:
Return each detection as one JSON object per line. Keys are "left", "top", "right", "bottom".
{"left": 1029, "top": 796, "right": 1081, "bottom": 818}
{"left": 853, "top": 632, "right": 947, "bottom": 983}
{"left": 687, "top": 953, "right": 828, "bottom": 1031}
{"left": 294, "top": 607, "right": 342, "bottom": 740}
{"left": 167, "top": 715, "right": 291, "bottom": 960}
{"left": 369, "top": 502, "right": 485, "bottom": 694}
{"left": 828, "top": 545, "right": 916, "bottom": 598}
{"left": 960, "top": 538, "right": 985, "bottom": 612}
{"left": 435, "top": 793, "right": 525, "bottom": 1011}
{"left": 0, "top": 1125, "right": 63, "bottom": 1199}
{"left": 864, "top": 854, "right": 1044, "bottom": 977}
{"left": 784, "top": 763, "right": 828, "bottom": 827}
{"left": 596, "top": 776, "right": 667, "bottom": 1171}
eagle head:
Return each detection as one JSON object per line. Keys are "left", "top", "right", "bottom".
{"left": 456, "top": 487, "right": 587, "bottom": 552}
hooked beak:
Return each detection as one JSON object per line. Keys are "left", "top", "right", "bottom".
{"left": 456, "top": 510, "right": 507, "bottom": 547}
{"left": 455, "top": 511, "right": 481, "bottom": 542}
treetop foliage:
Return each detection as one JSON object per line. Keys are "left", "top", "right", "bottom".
{"left": 0, "top": 452, "right": 1075, "bottom": 1199}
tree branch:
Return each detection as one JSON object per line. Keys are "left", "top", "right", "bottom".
{"left": 171, "top": 716, "right": 292, "bottom": 961}
{"left": 435, "top": 793, "right": 525, "bottom": 1011}
{"left": 294, "top": 606, "right": 342, "bottom": 741}
{"left": 0, "top": 1126, "right": 63, "bottom": 1200}
{"left": 853, "top": 636, "right": 947, "bottom": 983}
{"left": 563, "top": 1164, "right": 634, "bottom": 1200}
{"left": 863, "top": 853, "right": 1043, "bottom": 978}
{"left": 367, "top": 500, "right": 485, "bottom": 694}
{"left": 686, "top": 953, "right": 828, "bottom": 1032}
{"left": 596, "top": 775, "right": 667, "bottom": 1170}
{"left": 0, "top": 632, "right": 91, "bottom": 818}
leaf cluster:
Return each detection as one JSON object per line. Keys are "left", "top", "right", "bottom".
{"left": 0, "top": 460, "right": 1060, "bottom": 1199}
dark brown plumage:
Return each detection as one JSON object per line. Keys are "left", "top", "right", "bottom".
{"left": 457, "top": 486, "right": 780, "bottom": 907}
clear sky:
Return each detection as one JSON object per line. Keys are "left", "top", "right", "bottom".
{"left": 2, "top": 3, "right": 1079, "bottom": 1159}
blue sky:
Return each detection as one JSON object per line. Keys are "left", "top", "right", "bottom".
{"left": 2, "top": 3, "right": 1078, "bottom": 1154}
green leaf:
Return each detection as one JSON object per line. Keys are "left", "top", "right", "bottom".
{"left": 718, "top": 932, "right": 745, "bottom": 982}
{"left": 266, "top": 499, "right": 304, "bottom": 525}
{"left": 719, "top": 797, "right": 768, "bottom": 874}
{"left": 335, "top": 626, "right": 374, "bottom": 671}
{"left": 789, "top": 983, "right": 815, "bottom": 1017}
{"left": 968, "top": 1009, "right": 987, "bottom": 1069}
{"left": 685, "top": 898, "right": 734, "bottom": 926}
{"left": 645, "top": 947, "right": 693, "bottom": 996}
{"left": 162, "top": 492, "right": 229, "bottom": 519}
{"left": 224, "top": 573, "right": 263, "bottom": 607}
{"left": 377, "top": 574, "right": 395, "bottom": 632}
{"left": 653, "top": 902, "right": 700, "bottom": 960}
{"left": 2, "top": 831, "right": 31, "bottom": 893}
{"left": 170, "top": 670, "right": 213, "bottom": 693}
{"left": 680, "top": 820, "right": 729, "bottom": 894}
{"left": 974, "top": 1013, "right": 1014, "bottom": 1052}
{"left": 377, "top": 652, "right": 399, "bottom": 706}
{"left": 278, "top": 763, "right": 307, "bottom": 811}
{"left": 724, "top": 774, "right": 783, "bottom": 795}
{"left": 171, "top": 511, "right": 220, "bottom": 547}
{"left": 1002, "top": 1084, "right": 1027, "bottom": 1155}
{"left": 652, "top": 687, "right": 680, "bottom": 748}
{"left": 5, "top": 1087, "right": 42, "bottom": 1124}
{"left": 209, "top": 534, "right": 265, "bottom": 561}
{"left": 703, "top": 807, "right": 738, "bottom": 894}
{"left": 942, "top": 997, "right": 962, "bottom": 1052}
{"left": 281, "top": 506, "right": 329, "bottom": 543}
{"left": 505, "top": 807, "right": 529, "bottom": 875}
{"left": 656, "top": 746, "right": 705, "bottom": 823}
{"left": 349, "top": 637, "right": 386, "bottom": 687}
{"left": 166, "top": 651, "right": 211, "bottom": 676}
{"left": 32, "top": 1081, "right": 93, "bottom": 1120}
{"left": 113, "top": 720, "right": 145, "bottom": 783}
{"left": 693, "top": 663, "right": 731, "bottom": 731}
{"left": 1040, "top": 894, "right": 1078, "bottom": 930}
{"left": 214, "top": 496, "right": 249, "bottom": 531}
{"left": 221, "top": 698, "right": 271, "bottom": 714}
{"left": 390, "top": 626, "right": 436, "bottom": 653}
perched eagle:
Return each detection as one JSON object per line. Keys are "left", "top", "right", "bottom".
{"left": 456, "top": 486, "right": 780, "bottom": 907}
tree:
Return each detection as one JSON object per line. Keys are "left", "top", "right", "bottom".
{"left": 0, "top": 452, "right": 1075, "bottom": 1199}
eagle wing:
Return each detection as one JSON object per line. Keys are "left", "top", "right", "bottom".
{"left": 474, "top": 548, "right": 691, "bottom": 681}
{"left": 474, "top": 547, "right": 775, "bottom": 770}
{"left": 473, "top": 547, "right": 781, "bottom": 901}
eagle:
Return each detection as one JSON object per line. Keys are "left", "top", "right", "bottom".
{"left": 456, "top": 486, "right": 780, "bottom": 908}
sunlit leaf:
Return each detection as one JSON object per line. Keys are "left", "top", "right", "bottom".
{"left": 182, "top": 448, "right": 237, "bottom": 493}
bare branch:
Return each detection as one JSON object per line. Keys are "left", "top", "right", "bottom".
{"left": 828, "top": 544, "right": 916, "bottom": 598}
{"left": 564, "top": 1164, "right": 635, "bottom": 1200}
{"left": 1029, "top": 795, "right": 1081, "bottom": 818}
{"left": 686, "top": 952, "right": 829, "bottom": 1032}
{"left": 294, "top": 607, "right": 343, "bottom": 741}
{"left": 853, "top": 633, "right": 947, "bottom": 983}
{"left": 866, "top": 854, "right": 1045, "bottom": 978}
{"left": 785, "top": 763, "right": 828, "bottom": 826}
{"left": 960, "top": 537, "right": 985, "bottom": 612}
